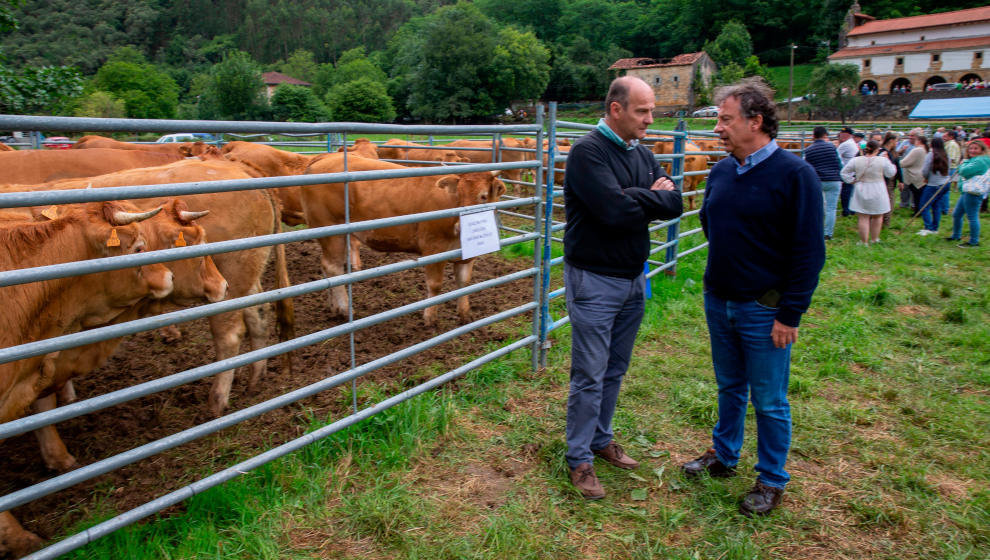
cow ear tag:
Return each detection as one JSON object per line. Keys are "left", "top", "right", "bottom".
{"left": 40, "top": 206, "right": 59, "bottom": 220}
{"left": 174, "top": 231, "right": 187, "bottom": 247}
{"left": 106, "top": 228, "right": 121, "bottom": 247}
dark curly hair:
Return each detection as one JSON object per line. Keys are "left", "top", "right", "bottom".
{"left": 713, "top": 77, "right": 779, "bottom": 138}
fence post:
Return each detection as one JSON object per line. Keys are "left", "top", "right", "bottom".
{"left": 531, "top": 105, "right": 546, "bottom": 372}
{"left": 537, "top": 102, "right": 558, "bottom": 369}
{"left": 664, "top": 119, "right": 685, "bottom": 276}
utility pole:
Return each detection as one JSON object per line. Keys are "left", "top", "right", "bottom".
{"left": 788, "top": 43, "right": 796, "bottom": 125}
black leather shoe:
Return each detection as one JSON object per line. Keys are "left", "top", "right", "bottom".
{"left": 681, "top": 448, "right": 736, "bottom": 478}
{"left": 739, "top": 481, "right": 784, "bottom": 516}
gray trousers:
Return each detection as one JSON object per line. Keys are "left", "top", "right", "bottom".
{"left": 565, "top": 265, "right": 645, "bottom": 468}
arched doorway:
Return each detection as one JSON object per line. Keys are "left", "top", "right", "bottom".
{"left": 924, "top": 75, "right": 947, "bottom": 90}
{"left": 858, "top": 80, "right": 878, "bottom": 95}
{"left": 960, "top": 73, "right": 982, "bottom": 86}
{"left": 890, "top": 77, "right": 912, "bottom": 94}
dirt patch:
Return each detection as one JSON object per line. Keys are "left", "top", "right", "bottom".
{"left": 895, "top": 305, "right": 933, "bottom": 317}
{"left": 2, "top": 238, "right": 534, "bottom": 543}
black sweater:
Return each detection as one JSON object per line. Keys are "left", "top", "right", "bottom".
{"left": 700, "top": 148, "right": 826, "bottom": 327}
{"left": 563, "top": 129, "right": 684, "bottom": 279}
{"left": 803, "top": 139, "right": 842, "bottom": 182}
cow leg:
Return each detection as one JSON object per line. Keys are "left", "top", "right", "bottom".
{"left": 57, "top": 380, "right": 77, "bottom": 404}
{"left": 207, "top": 310, "right": 247, "bottom": 417}
{"left": 348, "top": 236, "right": 362, "bottom": 271}
{"left": 242, "top": 282, "right": 270, "bottom": 393}
{"left": 31, "top": 394, "right": 77, "bottom": 472}
{"left": 315, "top": 235, "right": 349, "bottom": 317}
{"left": 423, "top": 262, "right": 445, "bottom": 327}
{"left": 454, "top": 259, "right": 475, "bottom": 324}
{"left": 0, "top": 511, "right": 43, "bottom": 558}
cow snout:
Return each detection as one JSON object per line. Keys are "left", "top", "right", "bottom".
{"left": 145, "top": 264, "right": 174, "bottom": 299}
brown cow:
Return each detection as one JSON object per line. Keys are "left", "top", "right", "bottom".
{"left": 0, "top": 201, "right": 170, "bottom": 558}
{"left": 652, "top": 141, "right": 709, "bottom": 210}
{"left": 301, "top": 154, "right": 505, "bottom": 326}
{"left": 338, "top": 138, "right": 380, "bottom": 159}
{"left": 442, "top": 138, "right": 535, "bottom": 183}
{"left": 0, "top": 148, "right": 185, "bottom": 184}
{"left": 220, "top": 141, "right": 314, "bottom": 227}
{"left": 47, "top": 159, "right": 295, "bottom": 416}
{"left": 377, "top": 139, "right": 465, "bottom": 166}
{"left": 0, "top": 143, "right": 13, "bottom": 152}
{"left": 71, "top": 134, "right": 213, "bottom": 157}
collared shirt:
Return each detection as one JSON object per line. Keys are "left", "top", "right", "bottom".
{"left": 838, "top": 138, "right": 860, "bottom": 166}
{"left": 596, "top": 118, "right": 638, "bottom": 151}
{"left": 730, "top": 138, "right": 778, "bottom": 175}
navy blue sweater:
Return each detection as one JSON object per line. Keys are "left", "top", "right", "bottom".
{"left": 803, "top": 139, "right": 842, "bottom": 181}
{"left": 700, "top": 148, "right": 826, "bottom": 327}
{"left": 564, "top": 129, "right": 684, "bottom": 278}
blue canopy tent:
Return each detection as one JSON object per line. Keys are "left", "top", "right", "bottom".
{"left": 909, "top": 97, "right": 990, "bottom": 119}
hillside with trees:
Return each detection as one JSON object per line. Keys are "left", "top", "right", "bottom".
{"left": 1, "top": 0, "right": 986, "bottom": 122}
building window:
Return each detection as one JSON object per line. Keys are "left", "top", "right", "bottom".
{"left": 977, "top": 51, "right": 984, "bottom": 60}
{"left": 896, "top": 57, "right": 904, "bottom": 65}
{"left": 920, "top": 35, "right": 925, "bottom": 40}
{"left": 863, "top": 59, "right": 871, "bottom": 68}
{"left": 673, "top": 75, "right": 679, "bottom": 87}
{"left": 932, "top": 53, "right": 940, "bottom": 62}
{"left": 654, "top": 76, "right": 661, "bottom": 86}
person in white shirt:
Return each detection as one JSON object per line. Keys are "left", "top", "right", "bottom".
{"left": 837, "top": 127, "right": 860, "bottom": 216}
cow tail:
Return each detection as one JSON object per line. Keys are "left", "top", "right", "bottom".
{"left": 270, "top": 190, "right": 295, "bottom": 376}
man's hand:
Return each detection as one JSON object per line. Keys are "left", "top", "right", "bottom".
{"left": 651, "top": 177, "right": 675, "bottom": 191}
{"left": 771, "top": 320, "right": 798, "bottom": 348}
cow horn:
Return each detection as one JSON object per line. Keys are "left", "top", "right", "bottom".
{"left": 178, "top": 209, "right": 210, "bottom": 222}
{"left": 113, "top": 206, "right": 162, "bottom": 225}
{"left": 490, "top": 170, "right": 501, "bottom": 177}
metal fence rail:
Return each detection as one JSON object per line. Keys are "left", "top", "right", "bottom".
{"left": 0, "top": 106, "right": 715, "bottom": 559}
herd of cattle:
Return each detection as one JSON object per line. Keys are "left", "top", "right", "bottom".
{"left": 0, "top": 130, "right": 812, "bottom": 556}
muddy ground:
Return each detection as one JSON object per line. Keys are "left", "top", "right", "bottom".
{"left": 2, "top": 238, "right": 535, "bottom": 544}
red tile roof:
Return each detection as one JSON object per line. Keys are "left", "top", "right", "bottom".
{"left": 848, "top": 6, "right": 990, "bottom": 36}
{"left": 829, "top": 35, "right": 990, "bottom": 59}
{"left": 609, "top": 52, "right": 707, "bottom": 70}
{"left": 262, "top": 71, "right": 311, "bottom": 86}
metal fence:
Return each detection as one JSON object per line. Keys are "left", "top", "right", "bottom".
{"left": 0, "top": 106, "right": 711, "bottom": 558}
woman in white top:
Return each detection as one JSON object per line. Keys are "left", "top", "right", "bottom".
{"left": 841, "top": 139, "right": 897, "bottom": 244}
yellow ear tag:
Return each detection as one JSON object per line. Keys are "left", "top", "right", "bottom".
{"left": 174, "top": 231, "right": 187, "bottom": 247}
{"left": 40, "top": 206, "right": 59, "bottom": 220}
{"left": 106, "top": 227, "right": 121, "bottom": 247}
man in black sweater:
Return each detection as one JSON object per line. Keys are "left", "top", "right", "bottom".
{"left": 681, "top": 78, "right": 825, "bottom": 516}
{"left": 563, "top": 76, "right": 683, "bottom": 499}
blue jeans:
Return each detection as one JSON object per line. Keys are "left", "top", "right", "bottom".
{"left": 840, "top": 182, "right": 855, "bottom": 216}
{"left": 820, "top": 180, "right": 841, "bottom": 237}
{"left": 565, "top": 265, "right": 645, "bottom": 468}
{"left": 940, "top": 169, "right": 954, "bottom": 214}
{"left": 919, "top": 184, "right": 947, "bottom": 231}
{"left": 704, "top": 293, "right": 792, "bottom": 489}
{"left": 951, "top": 192, "right": 982, "bottom": 244}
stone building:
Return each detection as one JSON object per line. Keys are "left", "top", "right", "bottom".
{"left": 608, "top": 52, "right": 717, "bottom": 111}
{"left": 261, "top": 72, "right": 312, "bottom": 100}
{"left": 828, "top": 4, "right": 990, "bottom": 94}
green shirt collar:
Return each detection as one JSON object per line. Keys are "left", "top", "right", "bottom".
{"left": 597, "top": 118, "right": 638, "bottom": 151}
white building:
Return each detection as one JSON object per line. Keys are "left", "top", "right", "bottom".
{"left": 828, "top": 4, "right": 990, "bottom": 93}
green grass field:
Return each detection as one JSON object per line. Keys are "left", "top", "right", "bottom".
{"left": 766, "top": 64, "right": 817, "bottom": 100}
{"left": 55, "top": 199, "right": 989, "bottom": 559}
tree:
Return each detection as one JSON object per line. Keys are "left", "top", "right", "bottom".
{"left": 203, "top": 50, "right": 268, "bottom": 120}
{"left": 806, "top": 63, "right": 860, "bottom": 123}
{"left": 92, "top": 48, "right": 179, "bottom": 118}
{"left": 490, "top": 26, "right": 550, "bottom": 103}
{"left": 704, "top": 21, "right": 752, "bottom": 68}
{"left": 73, "top": 90, "right": 126, "bottom": 118}
{"left": 325, "top": 79, "right": 395, "bottom": 123}
{"left": 271, "top": 83, "right": 329, "bottom": 122}
{"left": 0, "top": 64, "right": 82, "bottom": 114}
{"left": 279, "top": 49, "right": 319, "bottom": 83}
{"left": 333, "top": 47, "right": 387, "bottom": 86}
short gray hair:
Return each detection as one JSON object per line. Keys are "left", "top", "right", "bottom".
{"left": 713, "top": 77, "right": 778, "bottom": 138}
{"left": 605, "top": 76, "right": 649, "bottom": 112}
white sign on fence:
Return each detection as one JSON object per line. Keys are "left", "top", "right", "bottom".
{"left": 459, "top": 209, "right": 500, "bottom": 259}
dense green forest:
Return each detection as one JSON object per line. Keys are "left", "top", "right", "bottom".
{"left": 0, "top": 0, "right": 985, "bottom": 122}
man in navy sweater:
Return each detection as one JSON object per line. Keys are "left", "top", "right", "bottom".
{"left": 803, "top": 126, "right": 843, "bottom": 240}
{"left": 681, "top": 78, "right": 825, "bottom": 516}
{"left": 563, "top": 76, "right": 683, "bottom": 499}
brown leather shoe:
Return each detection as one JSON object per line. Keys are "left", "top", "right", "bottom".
{"left": 681, "top": 448, "right": 737, "bottom": 478}
{"left": 570, "top": 462, "right": 605, "bottom": 500}
{"left": 739, "top": 481, "right": 784, "bottom": 516}
{"left": 593, "top": 441, "right": 639, "bottom": 470}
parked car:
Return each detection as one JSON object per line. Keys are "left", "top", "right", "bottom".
{"left": 41, "top": 136, "right": 72, "bottom": 149}
{"left": 691, "top": 106, "right": 719, "bottom": 118}
{"left": 155, "top": 132, "right": 218, "bottom": 143}
{"left": 929, "top": 82, "right": 959, "bottom": 91}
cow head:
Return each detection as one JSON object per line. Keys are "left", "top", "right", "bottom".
{"left": 437, "top": 171, "right": 506, "bottom": 208}
{"left": 178, "top": 141, "right": 214, "bottom": 158}
{"left": 148, "top": 199, "right": 227, "bottom": 305}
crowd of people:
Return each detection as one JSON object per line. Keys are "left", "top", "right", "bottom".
{"left": 803, "top": 124, "right": 989, "bottom": 247}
